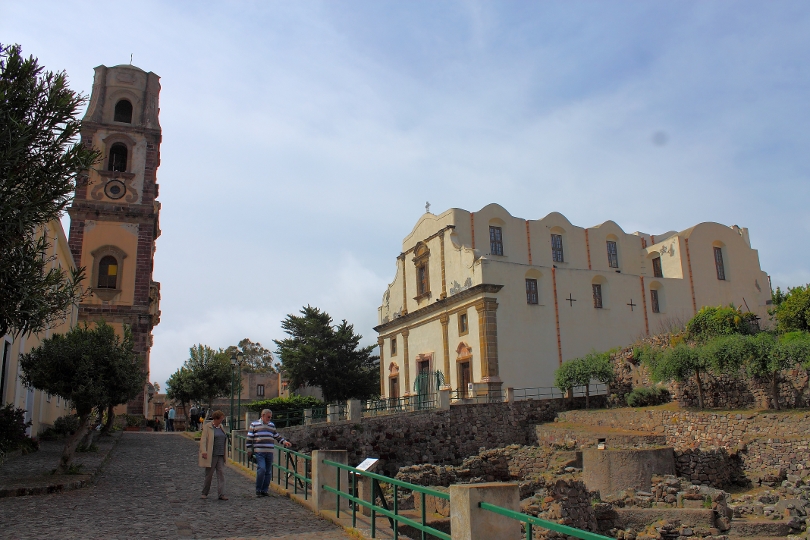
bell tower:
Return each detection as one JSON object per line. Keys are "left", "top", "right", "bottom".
{"left": 68, "top": 64, "right": 162, "bottom": 415}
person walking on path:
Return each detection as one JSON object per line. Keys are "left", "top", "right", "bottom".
{"left": 168, "top": 406, "right": 176, "bottom": 432}
{"left": 246, "top": 409, "right": 291, "bottom": 497}
{"left": 164, "top": 408, "right": 169, "bottom": 431}
{"left": 189, "top": 405, "right": 198, "bottom": 431}
{"left": 199, "top": 410, "right": 230, "bottom": 500}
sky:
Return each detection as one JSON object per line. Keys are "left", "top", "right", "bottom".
{"left": 2, "top": 1, "right": 809, "bottom": 388}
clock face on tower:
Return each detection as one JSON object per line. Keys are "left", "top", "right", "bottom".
{"left": 104, "top": 179, "right": 126, "bottom": 200}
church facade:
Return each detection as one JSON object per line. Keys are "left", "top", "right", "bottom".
{"left": 374, "top": 204, "right": 772, "bottom": 399}
{"left": 67, "top": 64, "right": 162, "bottom": 415}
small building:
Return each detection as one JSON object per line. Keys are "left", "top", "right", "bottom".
{"left": 374, "top": 204, "right": 772, "bottom": 399}
{"left": 1, "top": 220, "right": 78, "bottom": 434}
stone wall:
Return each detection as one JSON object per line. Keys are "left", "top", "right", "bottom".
{"left": 556, "top": 409, "right": 810, "bottom": 484}
{"left": 283, "top": 396, "right": 604, "bottom": 475}
{"left": 673, "top": 448, "right": 747, "bottom": 489}
{"left": 521, "top": 479, "right": 599, "bottom": 538}
{"left": 395, "top": 444, "right": 571, "bottom": 499}
{"left": 535, "top": 425, "right": 667, "bottom": 448}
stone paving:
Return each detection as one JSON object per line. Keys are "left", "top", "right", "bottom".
{"left": 0, "top": 431, "right": 120, "bottom": 496}
{"left": 0, "top": 432, "right": 352, "bottom": 539}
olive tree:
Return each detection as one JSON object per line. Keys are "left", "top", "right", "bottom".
{"left": 0, "top": 43, "right": 98, "bottom": 337}
{"left": 20, "top": 322, "right": 143, "bottom": 471}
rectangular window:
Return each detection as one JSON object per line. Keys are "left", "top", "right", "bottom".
{"left": 458, "top": 312, "right": 468, "bottom": 334}
{"left": 417, "top": 263, "right": 429, "bottom": 295}
{"left": 489, "top": 226, "right": 503, "bottom": 256}
{"left": 606, "top": 241, "right": 619, "bottom": 268}
{"left": 714, "top": 247, "right": 726, "bottom": 280}
{"left": 526, "top": 278, "right": 538, "bottom": 304}
{"left": 651, "top": 289, "right": 660, "bottom": 313}
{"left": 390, "top": 337, "right": 397, "bottom": 356}
{"left": 592, "top": 284, "right": 603, "bottom": 309}
{"left": 551, "top": 234, "right": 564, "bottom": 263}
{"left": 652, "top": 256, "right": 663, "bottom": 278}
{"left": 256, "top": 384, "right": 265, "bottom": 397}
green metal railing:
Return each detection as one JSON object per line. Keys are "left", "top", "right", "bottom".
{"left": 478, "top": 501, "right": 612, "bottom": 540}
{"left": 263, "top": 407, "right": 327, "bottom": 428}
{"left": 274, "top": 445, "right": 312, "bottom": 499}
{"left": 362, "top": 394, "right": 437, "bottom": 416}
{"left": 231, "top": 434, "right": 313, "bottom": 498}
{"left": 231, "top": 433, "right": 254, "bottom": 471}
{"left": 322, "top": 459, "right": 450, "bottom": 540}
{"left": 512, "top": 384, "right": 608, "bottom": 401}
{"left": 449, "top": 389, "right": 504, "bottom": 403}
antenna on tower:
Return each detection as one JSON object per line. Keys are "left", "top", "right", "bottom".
{"left": 130, "top": 54, "right": 133, "bottom": 65}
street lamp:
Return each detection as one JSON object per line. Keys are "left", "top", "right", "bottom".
{"left": 229, "top": 351, "right": 244, "bottom": 429}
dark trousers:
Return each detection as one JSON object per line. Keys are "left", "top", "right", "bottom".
{"left": 202, "top": 455, "right": 226, "bottom": 497}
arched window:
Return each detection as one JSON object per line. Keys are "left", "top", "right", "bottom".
{"left": 712, "top": 242, "right": 727, "bottom": 281}
{"left": 550, "top": 227, "right": 565, "bottom": 263}
{"left": 108, "top": 143, "right": 128, "bottom": 172}
{"left": 650, "top": 252, "right": 663, "bottom": 278}
{"left": 606, "top": 234, "right": 619, "bottom": 268}
{"left": 114, "top": 99, "right": 133, "bottom": 123}
{"left": 97, "top": 255, "right": 118, "bottom": 289}
{"left": 412, "top": 243, "right": 431, "bottom": 299}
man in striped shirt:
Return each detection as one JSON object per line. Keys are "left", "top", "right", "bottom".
{"left": 246, "top": 409, "right": 292, "bottom": 497}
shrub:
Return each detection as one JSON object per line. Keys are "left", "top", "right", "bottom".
{"left": 0, "top": 404, "right": 32, "bottom": 453}
{"left": 686, "top": 306, "right": 759, "bottom": 343}
{"left": 634, "top": 344, "right": 662, "bottom": 366}
{"left": 246, "top": 395, "right": 325, "bottom": 413}
{"left": 53, "top": 414, "right": 81, "bottom": 435}
{"left": 125, "top": 414, "right": 145, "bottom": 428}
{"left": 772, "top": 285, "right": 810, "bottom": 333}
{"left": 626, "top": 386, "right": 671, "bottom": 407}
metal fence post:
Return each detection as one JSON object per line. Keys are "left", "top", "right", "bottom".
{"left": 449, "top": 483, "right": 521, "bottom": 540}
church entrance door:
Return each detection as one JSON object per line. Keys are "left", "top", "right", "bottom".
{"left": 458, "top": 362, "right": 471, "bottom": 397}
{"left": 413, "top": 363, "right": 443, "bottom": 410}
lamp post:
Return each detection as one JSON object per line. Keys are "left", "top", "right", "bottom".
{"left": 229, "top": 356, "right": 236, "bottom": 429}
{"left": 230, "top": 351, "right": 244, "bottom": 429}
{"left": 237, "top": 354, "right": 244, "bottom": 429}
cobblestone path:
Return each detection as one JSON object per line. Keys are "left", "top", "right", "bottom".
{"left": 0, "top": 433, "right": 352, "bottom": 540}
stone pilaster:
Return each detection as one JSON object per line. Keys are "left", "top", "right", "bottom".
{"left": 402, "top": 328, "right": 410, "bottom": 396}
{"left": 440, "top": 314, "right": 450, "bottom": 388}
{"left": 440, "top": 229, "right": 447, "bottom": 299}
{"left": 400, "top": 255, "right": 408, "bottom": 315}
{"left": 377, "top": 337, "right": 385, "bottom": 396}
{"left": 474, "top": 298, "right": 502, "bottom": 394}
